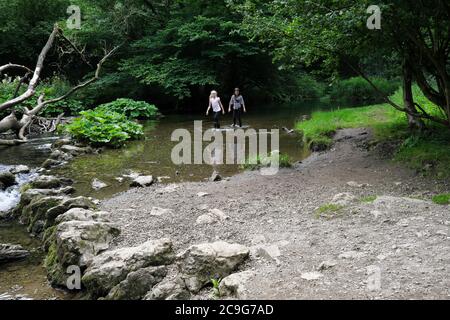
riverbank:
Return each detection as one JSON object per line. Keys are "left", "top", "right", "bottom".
{"left": 296, "top": 88, "right": 450, "bottom": 180}
{"left": 101, "top": 127, "right": 449, "bottom": 299}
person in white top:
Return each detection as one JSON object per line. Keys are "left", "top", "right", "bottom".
{"left": 206, "top": 90, "right": 225, "bottom": 129}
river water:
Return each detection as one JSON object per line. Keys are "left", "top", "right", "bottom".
{"left": 0, "top": 101, "right": 333, "bottom": 299}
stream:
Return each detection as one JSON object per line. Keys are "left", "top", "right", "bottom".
{"left": 0, "top": 101, "right": 334, "bottom": 299}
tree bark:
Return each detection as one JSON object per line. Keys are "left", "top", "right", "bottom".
{"left": 403, "top": 60, "right": 424, "bottom": 130}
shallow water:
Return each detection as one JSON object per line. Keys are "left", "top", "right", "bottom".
{"left": 0, "top": 101, "right": 334, "bottom": 299}
{"left": 52, "top": 103, "right": 328, "bottom": 199}
{"left": 0, "top": 222, "right": 70, "bottom": 300}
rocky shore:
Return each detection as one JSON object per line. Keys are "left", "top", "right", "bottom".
{"left": 1, "top": 128, "right": 449, "bottom": 300}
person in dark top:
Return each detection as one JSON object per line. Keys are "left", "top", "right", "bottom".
{"left": 228, "top": 88, "right": 246, "bottom": 127}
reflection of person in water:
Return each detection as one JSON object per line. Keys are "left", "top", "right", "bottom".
{"left": 229, "top": 87, "right": 247, "bottom": 127}
{"left": 206, "top": 90, "right": 225, "bottom": 129}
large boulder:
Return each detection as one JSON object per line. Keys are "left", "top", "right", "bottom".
{"left": 130, "top": 176, "right": 154, "bottom": 188}
{"left": 177, "top": 241, "right": 250, "bottom": 293}
{"left": 45, "top": 209, "right": 120, "bottom": 287}
{"left": 0, "top": 243, "right": 29, "bottom": 264}
{"left": 59, "top": 145, "right": 92, "bottom": 156}
{"left": 44, "top": 197, "right": 96, "bottom": 228}
{"left": 31, "top": 175, "right": 73, "bottom": 189}
{"left": 144, "top": 276, "right": 190, "bottom": 300}
{"left": 20, "top": 196, "right": 96, "bottom": 236}
{"left": 105, "top": 266, "right": 167, "bottom": 300}
{"left": 0, "top": 172, "right": 16, "bottom": 190}
{"left": 82, "top": 239, "right": 175, "bottom": 299}
{"left": 218, "top": 271, "right": 255, "bottom": 298}
{"left": 55, "top": 220, "right": 120, "bottom": 267}
{"left": 10, "top": 165, "right": 30, "bottom": 174}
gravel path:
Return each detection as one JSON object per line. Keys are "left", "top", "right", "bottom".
{"left": 101, "top": 128, "right": 449, "bottom": 299}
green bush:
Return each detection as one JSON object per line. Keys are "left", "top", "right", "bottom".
{"left": 96, "top": 98, "right": 160, "bottom": 119}
{"left": 62, "top": 110, "right": 144, "bottom": 147}
{"left": 329, "top": 77, "right": 398, "bottom": 104}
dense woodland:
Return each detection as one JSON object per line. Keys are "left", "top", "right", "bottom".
{"left": 0, "top": 0, "right": 449, "bottom": 145}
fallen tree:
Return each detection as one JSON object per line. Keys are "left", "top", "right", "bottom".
{"left": 0, "top": 24, "right": 119, "bottom": 146}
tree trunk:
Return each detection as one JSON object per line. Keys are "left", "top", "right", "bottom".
{"left": 403, "top": 61, "right": 424, "bottom": 130}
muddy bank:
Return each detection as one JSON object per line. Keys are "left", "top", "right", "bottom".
{"left": 101, "top": 128, "right": 450, "bottom": 299}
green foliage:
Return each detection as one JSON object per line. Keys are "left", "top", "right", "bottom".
{"left": 315, "top": 204, "right": 344, "bottom": 219}
{"left": 431, "top": 194, "right": 450, "bottom": 205}
{"left": 329, "top": 77, "right": 398, "bottom": 104}
{"left": 241, "top": 153, "right": 292, "bottom": 170}
{"left": 61, "top": 109, "right": 144, "bottom": 147}
{"left": 0, "top": 75, "right": 86, "bottom": 117}
{"left": 96, "top": 98, "right": 160, "bottom": 119}
{"left": 360, "top": 195, "right": 377, "bottom": 203}
{"left": 210, "top": 278, "right": 221, "bottom": 298}
{"left": 297, "top": 86, "right": 450, "bottom": 179}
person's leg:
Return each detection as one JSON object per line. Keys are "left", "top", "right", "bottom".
{"left": 238, "top": 108, "right": 242, "bottom": 127}
{"left": 215, "top": 111, "right": 220, "bottom": 129}
{"left": 233, "top": 109, "right": 237, "bottom": 126}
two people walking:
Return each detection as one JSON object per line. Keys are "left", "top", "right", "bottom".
{"left": 206, "top": 88, "right": 246, "bottom": 129}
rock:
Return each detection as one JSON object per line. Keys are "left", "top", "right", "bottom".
{"left": 144, "top": 276, "right": 190, "bottom": 300}
{"left": 331, "top": 192, "right": 356, "bottom": 206}
{"left": 52, "top": 138, "right": 72, "bottom": 149}
{"left": 45, "top": 213, "right": 120, "bottom": 287}
{"left": 10, "top": 165, "right": 30, "bottom": 174}
{"left": 20, "top": 196, "right": 65, "bottom": 233}
{"left": 150, "top": 207, "right": 172, "bottom": 217}
{"left": 54, "top": 219, "right": 120, "bottom": 268}
{"left": 252, "top": 244, "right": 281, "bottom": 264}
{"left": 92, "top": 178, "right": 108, "bottom": 190}
{"left": 196, "top": 192, "right": 210, "bottom": 197}
{"left": 41, "top": 159, "right": 62, "bottom": 169}
{"left": 115, "top": 177, "right": 124, "bottom": 183}
{"left": 55, "top": 208, "right": 111, "bottom": 224}
{"left": 49, "top": 150, "right": 72, "bottom": 161}
{"left": 195, "top": 209, "right": 228, "bottom": 225}
{"left": 0, "top": 244, "right": 29, "bottom": 264}
{"left": 82, "top": 239, "right": 175, "bottom": 298}
{"left": 130, "top": 176, "right": 154, "bottom": 188}
{"left": 177, "top": 241, "right": 250, "bottom": 293}
{"left": 196, "top": 214, "right": 216, "bottom": 225}
{"left": 0, "top": 172, "right": 16, "bottom": 190}
{"left": 318, "top": 260, "right": 337, "bottom": 270}
{"left": 44, "top": 196, "right": 96, "bottom": 227}
{"left": 209, "top": 171, "right": 222, "bottom": 182}
{"left": 31, "top": 175, "right": 72, "bottom": 189}
{"left": 301, "top": 271, "right": 323, "bottom": 281}
{"left": 105, "top": 266, "right": 167, "bottom": 300}
{"left": 346, "top": 181, "right": 365, "bottom": 188}
{"left": 218, "top": 271, "right": 254, "bottom": 298}
{"left": 60, "top": 144, "right": 92, "bottom": 156}
{"left": 338, "top": 250, "right": 366, "bottom": 260}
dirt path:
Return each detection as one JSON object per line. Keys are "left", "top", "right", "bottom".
{"left": 101, "top": 128, "right": 449, "bottom": 300}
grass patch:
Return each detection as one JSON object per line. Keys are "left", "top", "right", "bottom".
{"left": 241, "top": 153, "right": 292, "bottom": 170}
{"left": 432, "top": 193, "right": 450, "bottom": 205}
{"left": 315, "top": 204, "right": 344, "bottom": 219}
{"left": 360, "top": 195, "right": 377, "bottom": 203}
{"left": 296, "top": 86, "right": 450, "bottom": 178}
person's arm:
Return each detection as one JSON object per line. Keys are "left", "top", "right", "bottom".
{"left": 242, "top": 96, "right": 247, "bottom": 112}
{"left": 228, "top": 96, "right": 233, "bottom": 112}
{"left": 219, "top": 98, "right": 225, "bottom": 114}
{"left": 206, "top": 99, "right": 211, "bottom": 115}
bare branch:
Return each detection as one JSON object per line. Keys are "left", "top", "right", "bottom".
{"left": 0, "top": 64, "right": 33, "bottom": 75}
{"left": 0, "top": 24, "right": 60, "bottom": 112}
